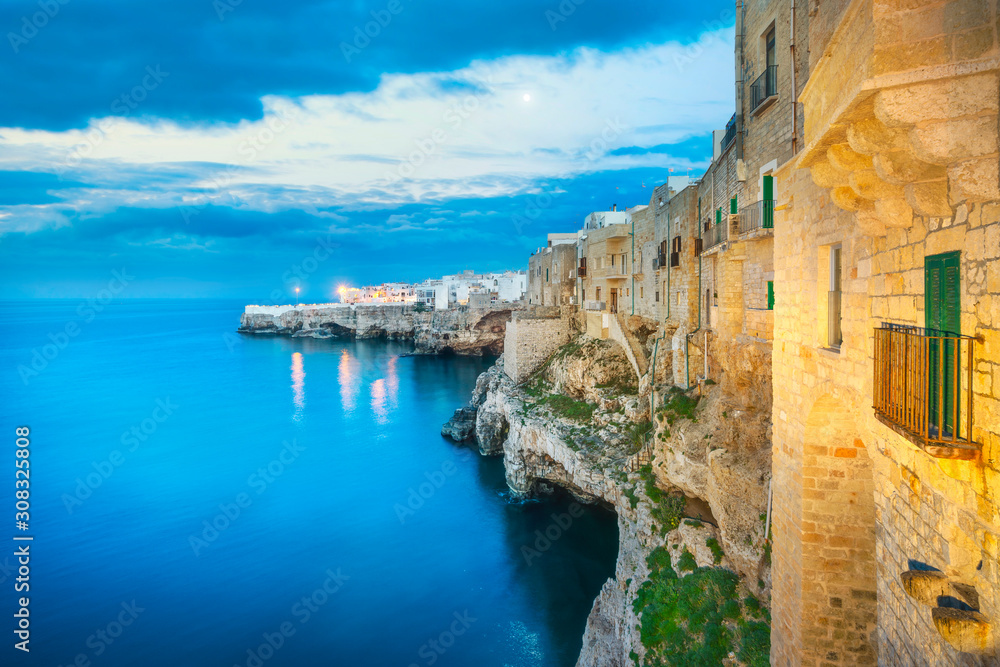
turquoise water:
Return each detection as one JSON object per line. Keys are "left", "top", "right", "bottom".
{"left": 0, "top": 300, "right": 618, "bottom": 667}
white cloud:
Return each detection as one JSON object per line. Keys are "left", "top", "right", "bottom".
{"left": 0, "top": 29, "right": 734, "bottom": 233}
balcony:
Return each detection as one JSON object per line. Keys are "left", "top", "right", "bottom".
{"left": 670, "top": 251, "right": 680, "bottom": 268}
{"left": 656, "top": 251, "right": 666, "bottom": 270}
{"left": 738, "top": 200, "right": 775, "bottom": 235}
{"left": 749, "top": 65, "right": 778, "bottom": 115}
{"left": 873, "top": 323, "right": 980, "bottom": 459}
{"left": 721, "top": 113, "right": 737, "bottom": 153}
{"left": 702, "top": 217, "right": 726, "bottom": 253}
{"left": 577, "top": 266, "right": 586, "bottom": 277}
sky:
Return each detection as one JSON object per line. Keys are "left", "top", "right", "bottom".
{"left": 0, "top": 0, "right": 736, "bottom": 300}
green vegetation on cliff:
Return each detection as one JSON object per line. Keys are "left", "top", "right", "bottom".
{"left": 639, "top": 464, "right": 685, "bottom": 535}
{"left": 632, "top": 547, "right": 770, "bottom": 667}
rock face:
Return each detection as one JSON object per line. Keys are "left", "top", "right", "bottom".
{"left": 238, "top": 304, "right": 518, "bottom": 355}
{"left": 441, "top": 407, "right": 477, "bottom": 442}
{"left": 459, "top": 334, "right": 773, "bottom": 667}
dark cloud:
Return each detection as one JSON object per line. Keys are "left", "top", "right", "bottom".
{"left": 1, "top": 0, "right": 733, "bottom": 130}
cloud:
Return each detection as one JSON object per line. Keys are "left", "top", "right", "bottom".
{"left": 0, "top": 32, "right": 733, "bottom": 236}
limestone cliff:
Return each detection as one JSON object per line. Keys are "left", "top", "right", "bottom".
{"left": 238, "top": 304, "right": 517, "bottom": 355}
{"left": 456, "top": 336, "right": 773, "bottom": 666}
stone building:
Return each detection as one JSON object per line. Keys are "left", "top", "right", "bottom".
{"left": 768, "top": 0, "right": 1000, "bottom": 664}
{"left": 527, "top": 233, "right": 578, "bottom": 307}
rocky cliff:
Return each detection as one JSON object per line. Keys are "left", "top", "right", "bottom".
{"left": 238, "top": 304, "right": 517, "bottom": 355}
{"left": 448, "top": 335, "right": 773, "bottom": 666}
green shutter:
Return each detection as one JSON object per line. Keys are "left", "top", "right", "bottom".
{"left": 767, "top": 281, "right": 774, "bottom": 310}
{"left": 925, "top": 252, "right": 961, "bottom": 435}
{"left": 715, "top": 208, "right": 721, "bottom": 225}
{"left": 762, "top": 175, "right": 774, "bottom": 228}
{"left": 546, "top": 268, "right": 549, "bottom": 282}
{"left": 730, "top": 197, "right": 738, "bottom": 214}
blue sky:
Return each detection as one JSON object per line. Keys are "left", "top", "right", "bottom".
{"left": 0, "top": 0, "right": 735, "bottom": 300}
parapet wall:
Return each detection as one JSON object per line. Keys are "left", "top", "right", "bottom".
{"left": 503, "top": 308, "right": 573, "bottom": 384}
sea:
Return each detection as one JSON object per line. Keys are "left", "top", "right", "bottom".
{"left": 0, "top": 299, "right": 619, "bottom": 667}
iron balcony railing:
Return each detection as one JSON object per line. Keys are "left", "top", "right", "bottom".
{"left": 702, "top": 216, "right": 726, "bottom": 252}
{"left": 721, "top": 113, "right": 737, "bottom": 153}
{"left": 657, "top": 251, "right": 666, "bottom": 269}
{"left": 749, "top": 65, "right": 778, "bottom": 114}
{"left": 738, "top": 200, "right": 775, "bottom": 234}
{"left": 873, "top": 323, "right": 979, "bottom": 452}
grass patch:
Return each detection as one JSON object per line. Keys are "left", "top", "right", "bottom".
{"left": 706, "top": 537, "right": 725, "bottom": 565}
{"left": 684, "top": 519, "right": 703, "bottom": 528}
{"left": 639, "top": 463, "right": 685, "bottom": 534}
{"left": 529, "top": 393, "right": 596, "bottom": 421}
{"left": 623, "top": 486, "right": 639, "bottom": 509}
{"left": 677, "top": 548, "right": 696, "bottom": 572}
{"left": 632, "top": 547, "right": 771, "bottom": 667}
{"left": 596, "top": 377, "right": 639, "bottom": 395}
{"left": 655, "top": 387, "right": 699, "bottom": 426}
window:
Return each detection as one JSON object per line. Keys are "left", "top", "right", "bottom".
{"left": 828, "top": 246, "right": 842, "bottom": 347}
{"left": 611, "top": 255, "right": 615, "bottom": 266}
{"left": 545, "top": 268, "right": 549, "bottom": 282}
{"left": 925, "top": 251, "right": 961, "bottom": 432}
{"left": 596, "top": 287, "right": 601, "bottom": 300}
{"left": 765, "top": 26, "right": 776, "bottom": 69}
{"left": 582, "top": 288, "right": 586, "bottom": 302}
{"left": 640, "top": 286, "right": 644, "bottom": 299}
{"left": 767, "top": 281, "right": 774, "bottom": 310}
{"left": 655, "top": 291, "right": 659, "bottom": 302}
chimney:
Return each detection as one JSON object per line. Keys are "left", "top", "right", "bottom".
{"left": 612, "top": 204, "right": 617, "bottom": 211}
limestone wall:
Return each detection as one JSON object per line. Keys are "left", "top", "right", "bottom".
{"left": 771, "top": 165, "right": 1000, "bottom": 665}
{"left": 502, "top": 308, "right": 573, "bottom": 383}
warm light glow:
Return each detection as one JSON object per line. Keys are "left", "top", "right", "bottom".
{"left": 290, "top": 352, "right": 305, "bottom": 419}
{"left": 338, "top": 349, "right": 359, "bottom": 414}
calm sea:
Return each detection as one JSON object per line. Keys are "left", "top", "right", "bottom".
{"left": 0, "top": 299, "right": 618, "bottom": 667}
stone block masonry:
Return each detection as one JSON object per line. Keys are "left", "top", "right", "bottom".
{"left": 503, "top": 307, "right": 573, "bottom": 384}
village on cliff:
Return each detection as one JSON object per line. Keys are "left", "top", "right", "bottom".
{"left": 241, "top": 0, "right": 1000, "bottom": 663}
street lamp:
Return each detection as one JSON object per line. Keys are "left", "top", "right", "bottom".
{"left": 295, "top": 287, "right": 300, "bottom": 305}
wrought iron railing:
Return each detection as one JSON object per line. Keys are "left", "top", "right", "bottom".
{"left": 657, "top": 251, "right": 666, "bottom": 269}
{"left": 873, "top": 323, "right": 978, "bottom": 452}
{"left": 702, "top": 216, "right": 726, "bottom": 252}
{"left": 738, "top": 200, "right": 775, "bottom": 234}
{"left": 721, "top": 113, "right": 737, "bottom": 153}
{"left": 750, "top": 65, "right": 778, "bottom": 113}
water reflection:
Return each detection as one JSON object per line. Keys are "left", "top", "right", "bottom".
{"left": 370, "top": 354, "right": 400, "bottom": 424}
{"left": 291, "top": 352, "right": 305, "bottom": 420}
{"left": 338, "top": 349, "right": 359, "bottom": 414}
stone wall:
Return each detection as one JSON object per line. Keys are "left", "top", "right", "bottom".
{"left": 771, "top": 163, "right": 1000, "bottom": 665}
{"left": 528, "top": 244, "right": 577, "bottom": 307}
{"left": 502, "top": 307, "right": 573, "bottom": 383}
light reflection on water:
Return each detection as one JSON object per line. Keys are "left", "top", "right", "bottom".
{"left": 291, "top": 351, "right": 305, "bottom": 419}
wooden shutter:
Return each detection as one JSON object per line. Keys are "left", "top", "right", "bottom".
{"left": 767, "top": 281, "right": 774, "bottom": 310}
{"left": 730, "top": 197, "right": 738, "bottom": 214}
{"left": 763, "top": 175, "right": 774, "bottom": 228}
{"left": 925, "top": 252, "right": 961, "bottom": 434}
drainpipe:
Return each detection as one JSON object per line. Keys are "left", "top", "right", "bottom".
{"left": 630, "top": 212, "right": 635, "bottom": 316}
{"left": 790, "top": 0, "right": 798, "bottom": 154}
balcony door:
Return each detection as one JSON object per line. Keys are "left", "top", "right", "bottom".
{"left": 925, "top": 252, "right": 961, "bottom": 435}
{"left": 609, "top": 288, "right": 618, "bottom": 314}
